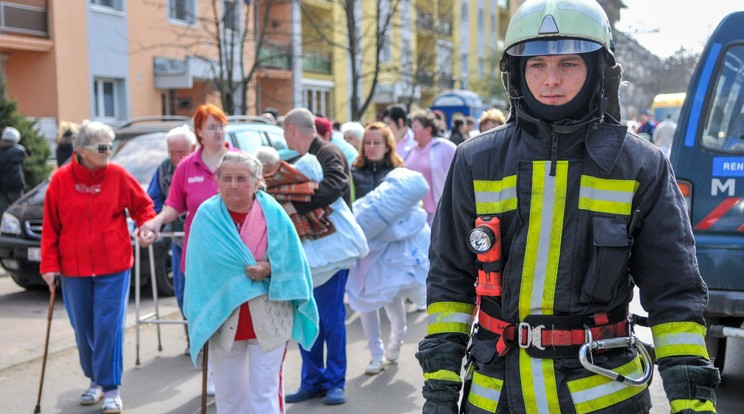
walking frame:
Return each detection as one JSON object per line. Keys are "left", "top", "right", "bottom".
{"left": 134, "top": 231, "right": 186, "bottom": 366}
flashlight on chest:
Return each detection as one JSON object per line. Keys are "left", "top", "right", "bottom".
{"left": 467, "top": 216, "right": 503, "bottom": 298}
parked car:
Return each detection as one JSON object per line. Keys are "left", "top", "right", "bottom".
{"left": 0, "top": 127, "right": 175, "bottom": 295}
{"left": 225, "top": 115, "right": 297, "bottom": 160}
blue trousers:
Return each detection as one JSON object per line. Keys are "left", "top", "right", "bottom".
{"left": 172, "top": 243, "right": 184, "bottom": 312}
{"left": 299, "top": 269, "right": 348, "bottom": 392}
{"left": 61, "top": 271, "right": 129, "bottom": 391}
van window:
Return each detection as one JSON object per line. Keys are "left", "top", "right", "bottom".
{"left": 701, "top": 44, "right": 744, "bottom": 153}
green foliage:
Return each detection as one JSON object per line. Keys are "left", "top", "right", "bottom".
{"left": 0, "top": 79, "right": 52, "bottom": 189}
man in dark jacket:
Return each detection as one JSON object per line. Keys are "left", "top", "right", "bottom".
{"left": 416, "top": 1, "right": 720, "bottom": 413}
{"left": 0, "top": 126, "right": 27, "bottom": 215}
{"left": 282, "top": 107, "right": 351, "bottom": 406}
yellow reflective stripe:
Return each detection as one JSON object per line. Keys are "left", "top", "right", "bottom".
{"left": 567, "top": 356, "right": 648, "bottom": 413}
{"left": 468, "top": 371, "right": 503, "bottom": 412}
{"left": 474, "top": 176, "right": 518, "bottom": 214}
{"left": 424, "top": 369, "right": 462, "bottom": 383}
{"left": 520, "top": 349, "right": 561, "bottom": 413}
{"left": 519, "top": 161, "right": 567, "bottom": 319}
{"left": 652, "top": 322, "right": 710, "bottom": 359}
{"left": 670, "top": 399, "right": 716, "bottom": 413}
{"left": 578, "top": 175, "right": 638, "bottom": 215}
{"left": 426, "top": 302, "right": 476, "bottom": 336}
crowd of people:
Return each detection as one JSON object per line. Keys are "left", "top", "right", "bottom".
{"left": 26, "top": 1, "right": 719, "bottom": 411}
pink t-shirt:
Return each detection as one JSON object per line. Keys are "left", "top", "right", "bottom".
{"left": 405, "top": 139, "right": 436, "bottom": 223}
{"left": 165, "top": 147, "right": 220, "bottom": 271}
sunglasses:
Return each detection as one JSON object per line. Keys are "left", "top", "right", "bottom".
{"left": 83, "top": 143, "right": 113, "bottom": 154}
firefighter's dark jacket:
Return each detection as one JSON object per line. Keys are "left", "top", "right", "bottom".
{"left": 417, "top": 107, "right": 720, "bottom": 413}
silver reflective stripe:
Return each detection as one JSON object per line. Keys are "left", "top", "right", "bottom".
{"left": 427, "top": 312, "right": 475, "bottom": 326}
{"left": 531, "top": 357, "right": 551, "bottom": 413}
{"left": 655, "top": 332, "right": 707, "bottom": 348}
{"left": 471, "top": 382, "right": 501, "bottom": 402}
{"left": 475, "top": 186, "right": 517, "bottom": 203}
{"left": 578, "top": 186, "right": 634, "bottom": 204}
{"left": 571, "top": 379, "right": 633, "bottom": 404}
{"left": 530, "top": 162, "right": 555, "bottom": 315}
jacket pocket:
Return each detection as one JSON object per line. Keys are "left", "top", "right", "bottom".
{"left": 464, "top": 338, "right": 506, "bottom": 413}
{"left": 580, "top": 215, "right": 630, "bottom": 305}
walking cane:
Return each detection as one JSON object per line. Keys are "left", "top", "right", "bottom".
{"left": 201, "top": 342, "right": 209, "bottom": 414}
{"left": 34, "top": 277, "right": 57, "bottom": 414}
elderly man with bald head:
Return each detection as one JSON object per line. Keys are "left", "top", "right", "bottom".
{"left": 282, "top": 107, "right": 352, "bottom": 406}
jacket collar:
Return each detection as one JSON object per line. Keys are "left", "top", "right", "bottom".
{"left": 515, "top": 107, "right": 628, "bottom": 174}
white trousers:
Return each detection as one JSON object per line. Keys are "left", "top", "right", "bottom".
{"left": 210, "top": 340, "right": 287, "bottom": 414}
{"left": 359, "top": 296, "right": 407, "bottom": 359}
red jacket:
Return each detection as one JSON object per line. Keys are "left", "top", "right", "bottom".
{"left": 40, "top": 156, "right": 156, "bottom": 277}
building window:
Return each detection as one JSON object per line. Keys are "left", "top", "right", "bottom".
{"left": 303, "top": 87, "right": 333, "bottom": 120}
{"left": 223, "top": 0, "right": 239, "bottom": 31}
{"left": 169, "top": 0, "right": 196, "bottom": 25}
{"left": 91, "top": 0, "right": 123, "bottom": 11}
{"left": 93, "top": 79, "right": 121, "bottom": 121}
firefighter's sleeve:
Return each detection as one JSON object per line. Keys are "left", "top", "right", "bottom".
{"left": 416, "top": 148, "right": 479, "bottom": 413}
{"left": 629, "top": 152, "right": 720, "bottom": 413}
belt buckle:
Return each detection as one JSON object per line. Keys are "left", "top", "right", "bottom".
{"left": 518, "top": 322, "right": 545, "bottom": 350}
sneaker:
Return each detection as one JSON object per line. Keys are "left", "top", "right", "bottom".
{"left": 323, "top": 387, "right": 346, "bottom": 405}
{"left": 286, "top": 388, "right": 325, "bottom": 403}
{"left": 101, "top": 396, "right": 122, "bottom": 414}
{"left": 365, "top": 358, "right": 385, "bottom": 375}
{"left": 80, "top": 387, "right": 103, "bottom": 406}
{"left": 385, "top": 340, "right": 403, "bottom": 363}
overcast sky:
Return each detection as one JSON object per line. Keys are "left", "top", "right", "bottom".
{"left": 615, "top": 0, "right": 743, "bottom": 58}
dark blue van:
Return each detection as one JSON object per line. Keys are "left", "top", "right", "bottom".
{"left": 670, "top": 11, "right": 744, "bottom": 373}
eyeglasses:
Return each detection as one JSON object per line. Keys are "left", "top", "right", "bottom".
{"left": 219, "top": 175, "right": 251, "bottom": 185}
{"left": 83, "top": 143, "right": 112, "bottom": 154}
{"left": 75, "top": 183, "right": 102, "bottom": 194}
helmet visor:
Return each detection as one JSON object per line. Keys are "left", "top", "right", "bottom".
{"left": 506, "top": 38, "right": 602, "bottom": 57}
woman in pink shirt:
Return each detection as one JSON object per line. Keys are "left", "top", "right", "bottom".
{"left": 140, "top": 104, "right": 229, "bottom": 264}
{"left": 139, "top": 104, "right": 229, "bottom": 394}
{"left": 404, "top": 110, "right": 456, "bottom": 225}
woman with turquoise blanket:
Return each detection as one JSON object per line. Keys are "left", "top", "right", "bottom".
{"left": 184, "top": 152, "right": 319, "bottom": 414}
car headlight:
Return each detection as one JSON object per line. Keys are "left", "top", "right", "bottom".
{"left": 1, "top": 212, "right": 21, "bottom": 235}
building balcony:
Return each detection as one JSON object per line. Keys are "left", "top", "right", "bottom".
{"left": 437, "top": 17, "right": 452, "bottom": 36}
{"left": 258, "top": 42, "right": 292, "bottom": 71}
{"left": 303, "top": 50, "right": 332, "bottom": 74}
{"left": 416, "top": 10, "right": 435, "bottom": 33}
{"left": 0, "top": 1, "right": 48, "bottom": 38}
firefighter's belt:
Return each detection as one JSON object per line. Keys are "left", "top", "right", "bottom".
{"left": 478, "top": 307, "right": 629, "bottom": 359}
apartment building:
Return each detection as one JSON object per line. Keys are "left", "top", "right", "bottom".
{"left": 1, "top": 0, "right": 260, "bottom": 139}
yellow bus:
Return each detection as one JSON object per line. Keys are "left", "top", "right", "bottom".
{"left": 650, "top": 92, "right": 686, "bottom": 122}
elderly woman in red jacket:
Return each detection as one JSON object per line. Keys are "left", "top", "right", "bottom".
{"left": 40, "top": 120, "right": 156, "bottom": 414}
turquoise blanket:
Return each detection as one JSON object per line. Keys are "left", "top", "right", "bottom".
{"left": 184, "top": 191, "right": 319, "bottom": 365}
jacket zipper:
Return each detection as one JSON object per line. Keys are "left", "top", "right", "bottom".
{"left": 549, "top": 132, "right": 559, "bottom": 176}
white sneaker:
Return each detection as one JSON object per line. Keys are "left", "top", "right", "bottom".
{"left": 385, "top": 340, "right": 403, "bottom": 363}
{"left": 365, "top": 358, "right": 385, "bottom": 375}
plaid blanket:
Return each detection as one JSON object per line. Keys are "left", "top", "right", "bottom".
{"left": 265, "top": 161, "right": 335, "bottom": 239}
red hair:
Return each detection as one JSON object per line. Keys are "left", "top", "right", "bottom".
{"left": 192, "top": 104, "right": 227, "bottom": 145}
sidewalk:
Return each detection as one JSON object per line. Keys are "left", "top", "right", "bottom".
{"left": 0, "top": 272, "right": 182, "bottom": 371}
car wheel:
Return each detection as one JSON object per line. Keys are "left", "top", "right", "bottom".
{"left": 704, "top": 317, "right": 727, "bottom": 374}
{"left": 10, "top": 273, "right": 45, "bottom": 291}
{"left": 155, "top": 248, "right": 175, "bottom": 297}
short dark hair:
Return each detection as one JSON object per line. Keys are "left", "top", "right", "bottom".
{"left": 384, "top": 104, "right": 408, "bottom": 126}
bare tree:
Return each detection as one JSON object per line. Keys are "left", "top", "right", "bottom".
{"left": 302, "top": 0, "right": 403, "bottom": 120}
{"left": 139, "top": 0, "right": 289, "bottom": 114}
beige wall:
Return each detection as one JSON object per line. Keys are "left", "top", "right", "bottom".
{"left": 51, "top": 0, "right": 90, "bottom": 123}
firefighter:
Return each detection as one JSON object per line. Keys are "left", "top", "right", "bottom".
{"left": 416, "top": 0, "right": 720, "bottom": 413}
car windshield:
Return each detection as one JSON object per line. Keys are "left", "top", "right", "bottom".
{"left": 112, "top": 133, "right": 168, "bottom": 184}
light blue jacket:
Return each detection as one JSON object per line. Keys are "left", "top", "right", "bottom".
{"left": 184, "top": 191, "right": 319, "bottom": 365}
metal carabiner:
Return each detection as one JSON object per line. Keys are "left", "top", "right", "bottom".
{"left": 578, "top": 335, "right": 653, "bottom": 387}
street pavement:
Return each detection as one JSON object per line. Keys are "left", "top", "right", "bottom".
{"left": 1, "top": 270, "right": 741, "bottom": 413}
